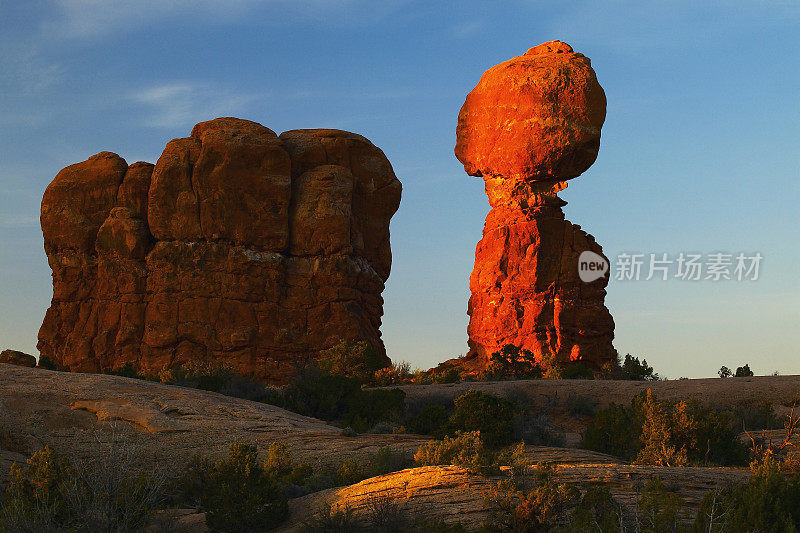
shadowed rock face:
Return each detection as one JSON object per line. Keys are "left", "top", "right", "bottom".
{"left": 38, "top": 118, "right": 401, "bottom": 383}
{"left": 455, "top": 41, "right": 615, "bottom": 371}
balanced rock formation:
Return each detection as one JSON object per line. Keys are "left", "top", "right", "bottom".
{"left": 455, "top": 41, "right": 615, "bottom": 371}
{"left": 38, "top": 118, "right": 401, "bottom": 383}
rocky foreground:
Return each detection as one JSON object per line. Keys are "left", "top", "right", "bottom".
{"left": 3, "top": 365, "right": 796, "bottom": 530}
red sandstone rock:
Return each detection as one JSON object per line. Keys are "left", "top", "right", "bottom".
{"left": 38, "top": 118, "right": 401, "bottom": 383}
{"left": 0, "top": 350, "right": 37, "bottom": 368}
{"left": 455, "top": 42, "right": 615, "bottom": 372}
{"left": 455, "top": 40, "right": 606, "bottom": 183}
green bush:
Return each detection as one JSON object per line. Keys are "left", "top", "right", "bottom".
{"left": 581, "top": 391, "right": 748, "bottom": 466}
{"left": 619, "top": 353, "right": 658, "bottom": 381}
{"left": 414, "top": 431, "right": 499, "bottom": 475}
{"left": 483, "top": 463, "right": 579, "bottom": 532}
{"left": 445, "top": 390, "right": 516, "bottom": 447}
{"left": 735, "top": 364, "right": 754, "bottom": 377}
{"left": 566, "top": 394, "right": 597, "bottom": 417}
{"left": 1, "top": 442, "right": 168, "bottom": 532}
{"left": 485, "top": 345, "right": 543, "bottom": 380}
{"left": 406, "top": 403, "right": 450, "bottom": 436}
{"left": 301, "top": 504, "right": 358, "bottom": 532}
{"left": 201, "top": 442, "right": 287, "bottom": 532}
{"left": 637, "top": 477, "right": 684, "bottom": 532}
{"left": 281, "top": 367, "right": 405, "bottom": 432}
{"left": 692, "top": 459, "right": 800, "bottom": 533}
{"left": 317, "top": 339, "right": 387, "bottom": 382}
{"left": 580, "top": 402, "right": 642, "bottom": 461}
{"left": 433, "top": 368, "right": 461, "bottom": 384}
{"left": 562, "top": 362, "right": 594, "bottom": 380}
{"left": 571, "top": 485, "right": 624, "bottom": 533}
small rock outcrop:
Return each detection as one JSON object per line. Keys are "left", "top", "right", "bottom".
{"left": 38, "top": 118, "right": 401, "bottom": 383}
{"left": 455, "top": 41, "right": 615, "bottom": 371}
{"left": 0, "top": 349, "right": 37, "bottom": 368}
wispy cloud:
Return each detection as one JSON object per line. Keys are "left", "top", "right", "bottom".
{"left": 128, "top": 82, "right": 259, "bottom": 129}
{"left": 0, "top": 44, "right": 63, "bottom": 94}
{"left": 450, "top": 21, "right": 482, "bottom": 39}
{"left": 40, "top": 0, "right": 406, "bottom": 40}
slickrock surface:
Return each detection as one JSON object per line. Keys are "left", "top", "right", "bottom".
{"left": 276, "top": 464, "right": 748, "bottom": 531}
{"left": 454, "top": 41, "right": 615, "bottom": 371}
{"left": 395, "top": 375, "right": 800, "bottom": 412}
{"left": 0, "top": 365, "right": 425, "bottom": 485}
{"left": 38, "top": 118, "right": 401, "bottom": 383}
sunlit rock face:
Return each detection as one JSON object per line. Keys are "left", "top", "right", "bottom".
{"left": 38, "top": 118, "right": 401, "bottom": 383}
{"left": 454, "top": 41, "right": 616, "bottom": 371}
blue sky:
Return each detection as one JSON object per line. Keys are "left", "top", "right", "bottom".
{"left": 1, "top": 1, "right": 798, "bottom": 378}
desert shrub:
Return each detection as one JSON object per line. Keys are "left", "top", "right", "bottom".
{"left": 264, "top": 442, "right": 314, "bottom": 487}
{"left": 445, "top": 390, "right": 516, "bottom": 447}
{"left": 566, "top": 394, "right": 597, "bottom": 417}
{"left": 733, "top": 402, "right": 782, "bottom": 431}
{"left": 539, "top": 352, "right": 563, "bottom": 380}
{"left": 735, "top": 364, "right": 754, "bottom": 377}
{"left": 158, "top": 360, "right": 236, "bottom": 392}
{"left": 433, "top": 368, "right": 461, "bottom": 384}
{"left": 414, "top": 431, "right": 499, "bottom": 475}
{"left": 483, "top": 463, "right": 579, "bottom": 532}
{"left": 406, "top": 403, "right": 450, "bottom": 436}
{"left": 36, "top": 354, "right": 60, "bottom": 371}
{"left": 581, "top": 402, "right": 642, "bottom": 461}
{"left": 373, "top": 361, "right": 413, "bottom": 386}
{"left": 637, "top": 390, "right": 747, "bottom": 467}
{"left": 301, "top": 504, "right": 358, "bottom": 532}
{"left": 485, "top": 345, "right": 543, "bottom": 380}
{"left": 691, "top": 459, "right": 800, "bottom": 533}
{"left": 718, "top": 365, "right": 733, "bottom": 378}
{"left": 201, "top": 442, "right": 287, "bottom": 532}
{"left": 343, "top": 388, "right": 406, "bottom": 432}
{"left": 571, "top": 485, "right": 625, "bottom": 533}
{"left": 317, "top": 340, "right": 387, "bottom": 382}
{"left": 581, "top": 391, "right": 747, "bottom": 467}
{"left": 366, "top": 495, "right": 406, "bottom": 532}
{"left": 637, "top": 477, "right": 684, "bottom": 533}
{"left": 1, "top": 436, "right": 169, "bottom": 533}
{"left": 562, "top": 362, "right": 594, "bottom": 380}
{"left": 280, "top": 367, "right": 404, "bottom": 432}
{"left": 619, "top": 353, "right": 658, "bottom": 381}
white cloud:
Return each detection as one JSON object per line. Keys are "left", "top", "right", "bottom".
{"left": 0, "top": 44, "right": 63, "bottom": 94}
{"left": 40, "top": 0, "right": 405, "bottom": 40}
{"left": 128, "top": 82, "right": 259, "bottom": 128}
{"left": 451, "top": 21, "right": 482, "bottom": 39}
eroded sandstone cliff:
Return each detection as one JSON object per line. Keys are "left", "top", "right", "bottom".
{"left": 38, "top": 118, "right": 401, "bottom": 383}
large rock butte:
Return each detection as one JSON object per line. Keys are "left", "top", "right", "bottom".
{"left": 38, "top": 118, "right": 401, "bottom": 383}
{"left": 455, "top": 41, "right": 616, "bottom": 371}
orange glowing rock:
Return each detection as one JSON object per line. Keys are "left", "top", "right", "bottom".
{"left": 454, "top": 42, "right": 615, "bottom": 373}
